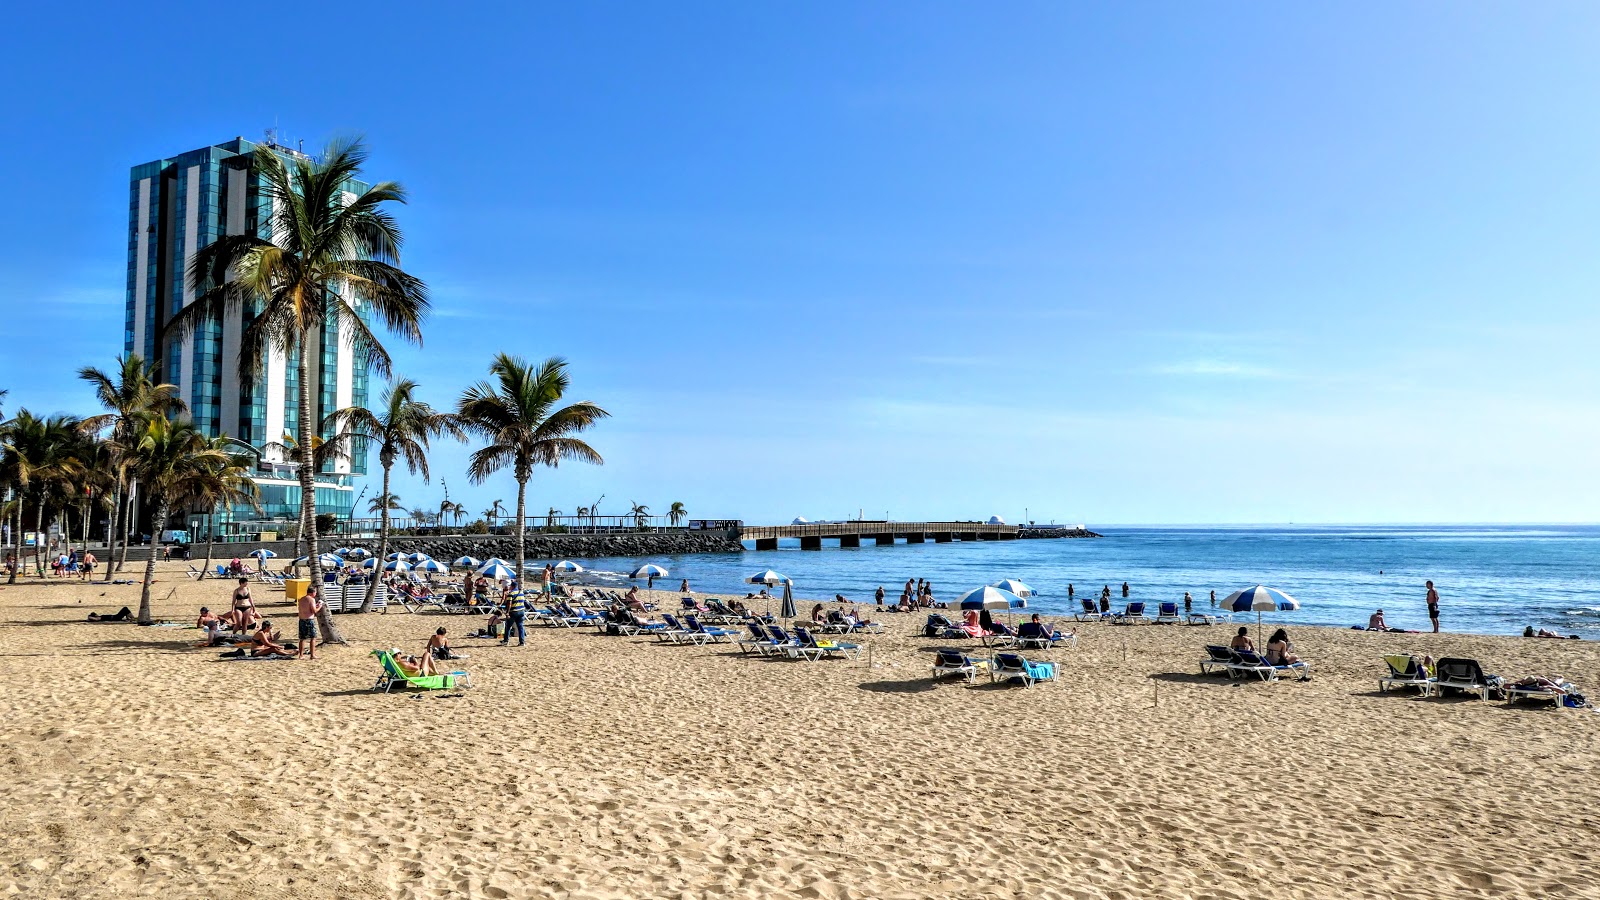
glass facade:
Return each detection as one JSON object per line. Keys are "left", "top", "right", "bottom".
{"left": 125, "top": 137, "right": 373, "bottom": 527}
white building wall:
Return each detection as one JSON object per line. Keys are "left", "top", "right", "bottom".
{"left": 131, "top": 178, "right": 150, "bottom": 356}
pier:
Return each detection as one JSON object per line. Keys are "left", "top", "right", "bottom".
{"left": 738, "top": 520, "right": 1019, "bottom": 551}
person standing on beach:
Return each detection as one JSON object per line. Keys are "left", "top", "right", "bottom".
{"left": 1426, "top": 581, "right": 1440, "bottom": 633}
{"left": 1184, "top": 592, "right": 1192, "bottom": 614}
{"left": 296, "top": 586, "right": 323, "bottom": 660}
{"left": 80, "top": 551, "right": 95, "bottom": 581}
{"left": 501, "top": 581, "right": 528, "bottom": 646}
{"left": 875, "top": 586, "right": 885, "bottom": 608}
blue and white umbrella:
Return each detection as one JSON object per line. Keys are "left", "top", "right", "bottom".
{"left": 1219, "top": 585, "right": 1301, "bottom": 646}
{"left": 361, "top": 558, "right": 380, "bottom": 569}
{"left": 991, "top": 578, "right": 1035, "bottom": 598}
{"left": 344, "top": 548, "right": 373, "bottom": 561}
{"left": 247, "top": 549, "right": 277, "bottom": 559}
{"left": 415, "top": 559, "right": 450, "bottom": 574}
{"left": 294, "top": 553, "right": 343, "bottom": 568}
{"left": 957, "top": 585, "right": 1028, "bottom": 611}
{"left": 745, "top": 569, "right": 791, "bottom": 586}
{"left": 406, "top": 552, "right": 432, "bottom": 564}
{"left": 553, "top": 560, "right": 584, "bottom": 573}
{"left": 476, "top": 561, "right": 517, "bottom": 581}
{"left": 332, "top": 547, "right": 352, "bottom": 557}
{"left": 453, "top": 556, "right": 481, "bottom": 568}
{"left": 386, "top": 552, "right": 406, "bottom": 561}
{"left": 631, "top": 563, "right": 668, "bottom": 589}
{"left": 383, "top": 559, "right": 412, "bottom": 573}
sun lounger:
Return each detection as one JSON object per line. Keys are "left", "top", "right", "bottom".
{"left": 1074, "top": 598, "right": 1107, "bottom": 622}
{"left": 792, "top": 626, "right": 862, "bottom": 661}
{"left": 1234, "top": 649, "right": 1310, "bottom": 682}
{"left": 1430, "top": 658, "right": 1504, "bottom": 700}
{"left": 1015, "top": 622, "right": 1075, "bottom": 650}
{"left": 1154, "top": 602, "right": 1182, "bottom": 625}
{"left": 932, "top": 649, "right": 988, "bottom": 683}
{"left": 658, "top": 614, "right": 711, "bottom": 644}
{"left": 1114, "top": 602, "right": 1148, "bottom": 625}
{"left": 684, "top": 615, "right": 738, "bottom": 643}
{"left": 370, "top": 649, "right": 469, "bottom": 693}
{"left": 985, "top": 621, "right": 1020, "bottom": 648}
{"left": 1199, "top": 645, "right": 1236, "bottom": 676}
{"left": 1186, "top": 612, "right": 1222, "bottom": 625}
{"left": 1503, "top": 678, "right": 1572, "bottom": 708}
{"left": 186, "top": 565, "right": 203, "bottom": 580}
{"left": 990, "top": 653, "right": 1056, "bottom": 688}
{"left": 1378, "top": 655, "right": 1433, "bottom": 693}
{"left": 762, "top": 625, "right": 807, "bottom": 658}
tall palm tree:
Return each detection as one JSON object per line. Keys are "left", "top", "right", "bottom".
{"left": 326, "top": 379, "right": 459, "bottom": 611}
{"left": 77, "top": 355, "right": 185, "bottom": 578}
{"left": 188, "top": 439, "right": 261, "bottom": 579}
{"left": 457, "top": 355, "right": 609, "bottom": 575}
{"left": 175, "top": 138, "right": 428, "bottom": 644}
{"left": 128, "top": 417, "right": 228, "bottom": 624}
{"left": 0, "top": 413, "right": 84, "bottom": 581}
{"left": 668, "top": 501, "right": 687, "bottom": 527}
{"left": 629, "top": 501, "right": 650, "bottom": 531}
{"left": 369, "top": 492, "right": 402, "bottom": 515}
{"left": 546, "top": 507, "right": 561, "bottom": 531}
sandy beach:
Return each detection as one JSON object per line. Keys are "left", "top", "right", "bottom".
{"left": 1, "top": 564, "right": 1598, "bottom": 899}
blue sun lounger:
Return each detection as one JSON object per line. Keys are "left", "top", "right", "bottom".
{"left": 990, "top": 653, "right": 1056, "bottom": 688}
{"left": 932, "top": 649, "right": 988, "bottom": 683}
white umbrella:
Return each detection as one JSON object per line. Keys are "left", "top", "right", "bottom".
{"left": 385, "top": 552, "right": 405, "bottom": 561}
{"left": 745, "top": 569, "right": 791, "bottom": 586}
{"left": 453, "top": 556, "right": 481, "bottom": 568}
{"left": 957, "top": 585, "right": 1028, "bottom": 611}
{"left": 361, "top": 558, "right": 380, "bottom": 569}
{"left": 476, "top": 561, "right": 517, "bottom": 581}
{"left": 247, "top": 549, "right": 277, "bottom": 559}
{"left": 383, "top": 559, "right": 412, "bottom": 573}
{"left": 991, "top": 578, "right": 1034, "bottom": 597}
{"left": 553, "top": 560, "right": 584, "bottom": 573}
{"left": 344, "top": 548, "right": 373, "bottom": 561}
{"left": 631, "top": 563, "right": 668, "bottom": 590}
{"left": 415, "top": 559, "right": 449, "bottom": 574}
{"left": 1219, "top": 585, "right": 1301, "bottom": 647}
{"left": 294, "top": 554, "right": 342, "bottom": 568}
{"left": 406, "top": 552, "right": 431, "bottom": 564}
{"left": 332, "top": 547, "right": 352, "bottom": 557}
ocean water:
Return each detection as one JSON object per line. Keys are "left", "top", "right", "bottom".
{"left": 556, "top": 524, "right": 1600, "bottom": 639}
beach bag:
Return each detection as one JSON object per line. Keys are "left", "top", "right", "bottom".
{"left": 1563, "top": 692, "right": 1588, "bottom": 708}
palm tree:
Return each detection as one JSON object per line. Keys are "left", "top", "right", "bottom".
{"left": 457, "top": 355, "right": 609, "bottom": 575}
{"left": 128, "top": 417, "right": 229, "bottom": 624}
{"left": 188, "top": 439, "right": 261, "bottom": 579}
{"left": 546, "top": 507, "right": 561, "bottom": 532}
{"left": 326, "top": 379, "right": 459, "bottom": 611}
{"left": 629, "top": 501, "right": 650, "bottom": 531}
{"left": 369, "top": 492, "right": 403, "bottom": 515}
{"left": 78, "top": 355, "right": 185, "bottom": 578}
{"left": 668, "top": 501, "right": 687, "bottom": 527}
{"left": 175, "top": 139, "right": 427, "bottom": 644}
{"left": 0, "top": 413, "right": 84, "bottom": 581}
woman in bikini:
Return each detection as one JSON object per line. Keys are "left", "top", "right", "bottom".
{"left": 231, "top": 578, "right": 258, "bottom": 630}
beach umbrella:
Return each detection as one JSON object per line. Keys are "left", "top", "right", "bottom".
{"left": 1219, "top": 585, "right": 1301, "bottom": 646}
{"left": 553, "top": 560, "right": 584, "bottom": 573}
{"left": 247, "top": 549, "right": 277, "bottom": 559}
{"left": 957, "top": 585, "right": 1028, "bottom": 611}
{"left": 294, "top": 553, "right": 342, "bottom": 568}
{"left": 361, "top": 558, "right": 380, "bottom": 569}
{"left": 344, "top": 548, "right": 373, "bottom": 561}
{"left": 631, "top": 563, "right": 668, "bottom": 590}
{"left": 332, "top": 547, "right": 352, "bottom": 557}
{"left": 416, "top": 559, "right": 449, "bottom": 574}
{"left": 991, "top": 578, "right": 1034, "bottom": 597}
{"left": 453, "top": 556, "right": 481, "bottom": 568}
{"left": 385, "top": 552, "right": 405, "bottom": 561}
{"left": 383, "top": 559, "right": 412, "bottom": 573}
{"left": 406, "top": 552, "right": 431, "bottom": 564}
{"left": 780, "top": 582, "right": 797, "bottom": 622}
{"left": 476, "top": 561, "right": 517, "bottom": 581}
{"left": 745, "top": 569, "right": 791, "bottom": 586}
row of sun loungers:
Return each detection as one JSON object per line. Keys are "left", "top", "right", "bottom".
{"left": 932, "top": 650, "right": 1058, "bottom": 688}
{"left": 1074, "top": 600, "right": 1225, "bottom": 626}
{"left": 1378, "top": 654, "right": 1585, "bottom": 706}
{"left": 1199, "top": 645, "right": 1313, "bottom": 682}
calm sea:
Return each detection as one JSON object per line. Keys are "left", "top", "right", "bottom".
{"left": 557, "top": 524, "right": 1600, "bottom": 639}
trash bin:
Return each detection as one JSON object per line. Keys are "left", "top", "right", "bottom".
{"left": 285, "top": 578, "right": 311, "bottom": 601}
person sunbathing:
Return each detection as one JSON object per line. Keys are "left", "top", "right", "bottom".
{"left": 250, "top": 622, "right": 295, "bottom": 657}
{"left": 1028, "top": 613, "right": 1071, "bottom": 641}
{"left": 1367, "top": 609, "right": 1401, "bottom": 632}
{"left": 1229, "top": 627, "right": 1255, "bottom": 652}
{"left": 1264, "top": 628, "right": 1301, "bottom": 665}
{"left": 727, "top": 599, "right": 749, "bottom": 616}
{"left": 86, "top": 606, "right": 133, "bottom": 622}
{"left": 395, "top": 651, "right": 440, "bottom": 677}
{"left": 811, "top": 604, "right": 826, "bottom": 625}
{"left": 428, "top": 627, "right": 465, "bottom": 661}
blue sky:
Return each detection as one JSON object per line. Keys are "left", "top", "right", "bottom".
{"left": 3, "top": 2, "right": 1600, "bottom": 524}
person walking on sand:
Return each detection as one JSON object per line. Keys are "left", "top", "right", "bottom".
{"left": 297, "top": 586, "right": 324, "bottom": 659}
{"left": 80, "top": 551, "right": 96, "bottom": 581}
{"left": 1426, "top": 581, "right": 1440, "bottom": 633}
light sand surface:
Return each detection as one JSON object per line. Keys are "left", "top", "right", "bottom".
{"left": 2, "top": 564, "right": 1598, "bottom": 899}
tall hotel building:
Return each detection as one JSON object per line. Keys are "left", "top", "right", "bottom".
{"left": 125, "top": 137, "right": 367, "bottom": 527}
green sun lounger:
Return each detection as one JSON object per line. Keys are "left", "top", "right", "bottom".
{"left": 371, "top": 649, "right": 470, "bottom": 693}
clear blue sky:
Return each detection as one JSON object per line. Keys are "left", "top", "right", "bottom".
{"left": 3, "top": 2, "right": 1599, "bottom": 524}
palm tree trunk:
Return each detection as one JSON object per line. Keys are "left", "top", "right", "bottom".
{"left": 104, "top": 477, "right": 120, "bottom": 582}
{"left": 8, "top": 499, "right": 21, "bottom": 584}
{"left": 296, "top": 346, "right": 343, "bottom": 644}
{"left": 34, "top": 498, "right": 46, "bottom": 576}
{"left": 201, "top": 511, "right": 215, "bottom": 579}
{"left": 117, "top": 479, "right": 136, "bottom": 573}
{"left": 137, "top": 495, "right": 169, "bottom": 625}
{"left": 514, "top": 474, "right": 528, "bottom": 576}
{"left": 361, "top": 465, "right": 391, "bottom": 613}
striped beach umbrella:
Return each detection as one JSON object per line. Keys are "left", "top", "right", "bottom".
{"left": 452, "top": 556, "right": 481, "bottom": 568}
{"left": 631, "top": 563, "right": 668, "bottom": 589}
{"left": 406, "top": 552, "right": 432, "bottom": 564}
{"left": 344, "top": 548, "right": 373, "bottom": 561}
{"left": 361, "top": 558, "right": 380, "bottom": 569}
{"left": 991, "top": 578, "right": 1035, "bottom": 598}
{"left": 957, "top": 585, "right": 1028, "bottom": 611}
{"left": 294, "top": 553, "right": 342, "bottom": 568}
{"left": 385, "top": 552, "right": 406, "bottom": 561}
{"left": 247, "top": 549, "right": 277, "bottom": 559}
{"left": 476, "top": 561, "right": 517, "bottom": 581}
{"left": 416, "top": 559, "right": 450, "bottom": 574}
{"left": 553, "top": 560, "right": 584, "bottom": 573}
{"left": 745, "top": 569, "right": 791, "bottom": 586}
{"left": 1219, "top": 585, "right": 1301, "bottom": 646}
{"left": 383, "top": 559, "right": 412, "bottom": 573}
{"left": 332, "top": 547, "right": 352, "bottom": 557}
